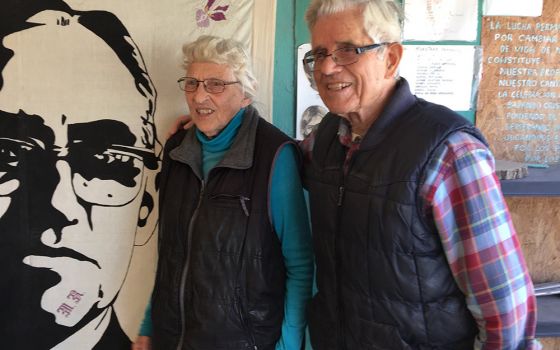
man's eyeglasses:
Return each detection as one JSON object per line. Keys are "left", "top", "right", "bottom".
{"left": 178, "top": 77, "right": 240, "bottom": 94}
{"left": 302, "top": 42, "right": 390, "bottom": 73}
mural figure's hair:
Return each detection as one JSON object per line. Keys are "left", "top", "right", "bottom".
{"left": 0, "top": 3, "right": 161, "bottom": 157}
{"left": 0, "top": 0, "right": 72, "bottom": 90}
{"left": 181, "top": 35, "right": 258, "bottom": 100}
{"left": 78, "top": 10, "right": 160, "bottom": 155}
{"left": 305, "top": 0, "right": 403, "bottom": 44}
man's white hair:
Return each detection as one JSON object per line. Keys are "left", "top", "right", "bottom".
{"left": 305, "top": 0, "right": 403, "bottom": 44}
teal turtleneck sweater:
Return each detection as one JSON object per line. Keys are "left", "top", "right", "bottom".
{"left": 140, "top": 108, "right": 313, "bottom": 350}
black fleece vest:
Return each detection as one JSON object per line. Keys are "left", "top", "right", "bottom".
{"left": 152, "top": 109, "right": 292, "bottom": 350}
{"left": 304, "top": 100, "right": 483, "bottom": 350}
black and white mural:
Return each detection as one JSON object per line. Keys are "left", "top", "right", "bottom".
{"left": 0, "top": 1, "right": 160, "bottom": 348}
{"left": 0, "top": 0, "right": 271, "bottom": 348}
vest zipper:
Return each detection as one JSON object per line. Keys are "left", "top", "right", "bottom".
{"left": 335, "top": 181, "right": 346, "bottom": 349}
{"left": 176, "top": 180, "right": 206, "bottom": 350}
{"left": 337, "top": 186, "right": 345, "bottom": 206}
{"left": 335, "top": 149, "right": 357, "bottom": 349}
{"left": 239, "top": 196, "right": 250, "bottom": 217}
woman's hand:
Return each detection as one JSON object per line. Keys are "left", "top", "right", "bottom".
{"left": 131, "top": 335, "right": 152, "bottom": 350}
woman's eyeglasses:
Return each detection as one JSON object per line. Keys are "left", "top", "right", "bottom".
{"left": 177, "top": 77, "right": 240, "bottom": 94}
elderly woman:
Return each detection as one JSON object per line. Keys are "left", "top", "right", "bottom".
{"left": 133, "top": 35, "right": 313, "bottom": 350}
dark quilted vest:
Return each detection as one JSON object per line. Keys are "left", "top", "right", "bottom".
{"left": 304, "top": 84, "right": 484, "bottom": 350}
{"left": 152, "top": 107, "right": 292, "bottom": 350}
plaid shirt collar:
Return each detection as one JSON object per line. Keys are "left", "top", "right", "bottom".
{"left": 337, "top": 120, "right": 361, "bottom": 174}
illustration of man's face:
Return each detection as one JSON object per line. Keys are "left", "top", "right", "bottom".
{"left": 300, "top": 105, "right": 327, "bottom": 138}
{"left": 0, "top": 10, "right": 157, "bottom": 348}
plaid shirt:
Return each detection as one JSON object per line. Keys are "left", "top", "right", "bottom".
{"left": 301, "top": 123, "right": 541, "bottom": 350}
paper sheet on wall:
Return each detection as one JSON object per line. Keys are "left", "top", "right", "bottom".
{"left": 483, "top": 0, "right": 543, "bottom": 17}
{"left": 399, "top": 45, "right": 477, "bottom": 111}
{"left": 403, "top": 0, "right": 478, "bottom": 41}
{"left": 296, "top": 43, "right": 327, "bottom": 140}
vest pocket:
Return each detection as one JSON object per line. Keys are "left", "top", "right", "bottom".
{"left": 234, "top": 286, "right": 258, "bottom": 349}
{"left": 354, "top": 318, "right": 412, "bottom": 349}
{"left": 308, "top": 294, "right": 337, "bottom": 348}
{"left": 210, "top": 193, "right": 251, "bottom": 216}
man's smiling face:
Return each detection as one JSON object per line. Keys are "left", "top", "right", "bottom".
{"left": 310, "top": 6, "right": 395, "bottom": 121}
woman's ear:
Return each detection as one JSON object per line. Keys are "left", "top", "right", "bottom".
{"left": 241, "top": 96, "right": 252, "bottom": 108}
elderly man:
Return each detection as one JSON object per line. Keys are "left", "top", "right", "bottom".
{"left": 301, "top": 0, "right": 540, "bottom": 349}
{"left": 0, "top": 2, "right": 159, "bottom": 349}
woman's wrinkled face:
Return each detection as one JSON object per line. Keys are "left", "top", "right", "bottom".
{"left": 185, "top": 62, "right": 251, "bottom": 138}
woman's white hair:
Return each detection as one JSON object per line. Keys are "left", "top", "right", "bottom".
{"left": 181, "top": 35, "right": 258, "bottom": 99}
{"left": 305, "top": 0, "right": 403, "bottom": 44}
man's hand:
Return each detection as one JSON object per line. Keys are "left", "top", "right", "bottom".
{"left": 131, "top": 335, "right": 152, "bottom": 350}
{"left": 166, "top": 114, "right": 193, "bottom": 139}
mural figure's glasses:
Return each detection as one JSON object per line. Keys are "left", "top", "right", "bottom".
{"left": 0, "top": 137, "right": 158, "bottom": 207}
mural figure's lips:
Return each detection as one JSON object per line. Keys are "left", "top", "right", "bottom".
{"left": 23, "top": 246, "right": 100, "bottom": 269}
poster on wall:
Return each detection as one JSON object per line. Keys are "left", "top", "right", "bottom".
{"left": 399, "top": 45, "right": 479, "bottom": 111}
{"left": 403, "top": 0, "right": 479, "bottom": 41}
{"left": 476, "top": 0, "right": 560, "bottom": 165}
{"left": 0, "top": 0, "right": 270, "bottom": 348}
{"left": 296, "top": 43, "right": 327, "bottom": 140}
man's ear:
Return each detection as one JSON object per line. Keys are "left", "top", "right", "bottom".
{"left": 384, "top": 42, "right": 403, "bottom": 79}
{"left": 135, "top": 168, "right": 158, "bottom": 246}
